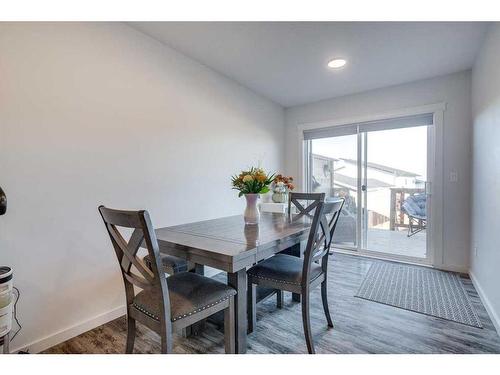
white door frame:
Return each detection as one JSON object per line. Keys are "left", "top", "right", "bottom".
{"left": 297, "top": 102, "right": 446, "bottom": 267}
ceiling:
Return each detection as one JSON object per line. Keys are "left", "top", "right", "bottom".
{"left": 129, "top": 22, "right": 489, "bottom": 107}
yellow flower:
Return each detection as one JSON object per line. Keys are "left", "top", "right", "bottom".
{"left": 255, "top": 173, "right": 267, "bottom": 182}
{"left": 242, "top": 174, "right": 253, "bottom": 183}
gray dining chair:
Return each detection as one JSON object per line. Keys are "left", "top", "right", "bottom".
{"left": 247, "top": 193, "right": 344, "bottom": 354}
{"left": 273, "top": 192, "right": 326, "bottom": 306}
{"left": 98, "top": 206, "right": 236, "bottom": 354}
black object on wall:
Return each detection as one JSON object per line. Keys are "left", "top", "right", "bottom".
{"left": 0, "top": 186, "right": 6, "bottom": 215}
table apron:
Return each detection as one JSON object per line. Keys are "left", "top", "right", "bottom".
{"left": 156, "top": 234, "right": 306, "bottom": 273}
{"left": 256, "top": 235, "right": 307, "bottom": 262}
{"left": 157, "top": 241, "right": 257, "bottom": 273}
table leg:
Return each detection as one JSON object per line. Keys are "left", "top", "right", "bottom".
{"left": 227, "top": 269, "right": 247, "bottom": 354}
{"left": 247, "top": 282, "right": 256, "bottom": 334}
{"left": 188, "top": 264, "right": 206, "bottom": 336}
{"left": 283, "top": 243, "right": 302, "bottom": 302}
{"left": 194, "top": 263, "right": 204, "bottom": 275}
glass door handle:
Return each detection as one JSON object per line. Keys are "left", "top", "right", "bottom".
{"left": 361, "top": 185, "right": 367, "bottom": 191}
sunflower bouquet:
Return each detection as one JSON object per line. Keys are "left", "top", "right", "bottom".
{"left": 231, "top": 167, "right": 275, "bottom": 197}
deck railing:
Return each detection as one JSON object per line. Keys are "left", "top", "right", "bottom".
{"left": 389, "top": 187, "right": 425, "bottom": 230}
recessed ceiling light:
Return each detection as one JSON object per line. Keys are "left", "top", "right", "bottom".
{"left": 327, "top": 58, "right": 347, "bottom": 69}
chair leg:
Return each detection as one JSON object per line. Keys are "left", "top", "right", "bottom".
{"left": 321, "top": 280, "right": 334, "bottom": 328}
{"left": 276, "top": 290, "right": 284, "bottom": 309}
{"left": 181, "top": 327, "right": 189, "bottom": 338}
{"left": 125, "top": 316, "right": 136, "bottom": 354}
{"left": 2, "top": 333, "right": 9, "bottom": 354}
{"left": 160, "top": 333, "right": 173, "bottom": 354}
{"left": 301, "top": 292, "right": 315, "bottom": 354}
{"left": 247, "top": 281, "right": 256, "bottom": 334}
{"left": 159, "top": 319, "right": 174, "bottom": 354}
{"left": 160, "top": 338, "right": 172, "bottom": 354}
{"left": 224, "top": 296, "right": 236, "bottom": 354}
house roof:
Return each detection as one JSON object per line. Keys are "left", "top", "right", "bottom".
{"left": 312, "top": 154, "right": 340, "bottom": 162}
{"left": 340, "top": 158, "right": 419, "bottom": 177}
{"left": 333, "top": 173, "right": 392, "bottom": 190}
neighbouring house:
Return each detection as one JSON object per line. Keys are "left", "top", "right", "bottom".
{"left": 311, "top": 154, "right": 425, "bottom": 229}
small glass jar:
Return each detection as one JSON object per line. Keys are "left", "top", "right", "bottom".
{"left": 272, "top": 182, "right": 288, "bottom": 203}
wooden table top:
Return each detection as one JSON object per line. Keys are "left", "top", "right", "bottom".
{"left": 155, "top": 212, "right": 312, "bottom": 272}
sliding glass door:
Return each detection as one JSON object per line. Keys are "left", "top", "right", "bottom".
{"left": 304, "top": 114, "right": 432, "bottom": 264}
{"left": 361, "top": 126, "right": 429, "bottom": 261}
{"left": 308, "top": 134, "right": 359, "bottom": 249}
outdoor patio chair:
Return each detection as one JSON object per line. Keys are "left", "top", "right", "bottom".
{"left": 401, "top": 193, "right": 427, "bottom": 237}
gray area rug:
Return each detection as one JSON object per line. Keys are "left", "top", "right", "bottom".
{"left": 355, "top": 262, "right": 482, "bottom": 328}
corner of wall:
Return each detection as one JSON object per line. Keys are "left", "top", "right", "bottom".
{"left": 469, "top": 271, "right": 500, "bottom": 335}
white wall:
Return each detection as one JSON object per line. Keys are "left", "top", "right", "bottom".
{"left": 285, "top": 71, "right": 472, "bottom": 272}
{"left": 470, "top": 23, "right": 500, "bottom": 333}
{"left": 0, "top": 22, "right": 285, "bottom": 352}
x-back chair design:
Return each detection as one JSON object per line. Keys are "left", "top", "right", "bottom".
{"left": 288, "top": 192, "right": 324, "bottom": 218}
{"left": 98, "top": 206, "right": 236, "bottom": 354}
{"left": 247, "top": 193, "right": 344, "bottom": 353}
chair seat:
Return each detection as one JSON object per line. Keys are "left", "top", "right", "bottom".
{"left": 143, "top": 253, "right": 189, "bottom": 273}
{"left": 248, "top": 254, "right": 323, "bottom": 286}
{"left": 408, "top": 214, "right": 426, "bottom": 221}
{"left": 132, "top": 272, "right": 236, "bottom": 322}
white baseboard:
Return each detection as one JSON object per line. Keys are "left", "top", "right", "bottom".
{"left": 470, "top": 271, "right": 500, "bottom": 335}
{"left": 11, "top": 305, "right": 126, "bottom": 354}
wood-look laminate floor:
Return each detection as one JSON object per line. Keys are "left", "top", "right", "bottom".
{"left": 43, "top": 254, "right": 500, "bottom": 354}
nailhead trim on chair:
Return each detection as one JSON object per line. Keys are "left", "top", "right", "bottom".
{"left": 132, "top": 296, "right": 231, "bottom": 322}
{"left": 133, "top": 303, "right": 160, "bottom": 321}
{"left": 249, "top": 272, "right": 322, "bottom": 286}
{"left": 250, "top": 274, "right": 302, "bottom": 286}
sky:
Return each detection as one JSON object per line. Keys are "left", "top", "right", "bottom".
{"left": 311, "top": 126, "right": 428, "bottom": 179}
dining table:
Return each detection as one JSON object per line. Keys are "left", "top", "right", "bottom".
{"left": 154, "top": 211, "right": 313, "bottom": 353}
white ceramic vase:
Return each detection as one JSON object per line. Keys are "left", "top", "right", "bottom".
{"left": 244, "top": 193, "right": 260, "bottom": 225}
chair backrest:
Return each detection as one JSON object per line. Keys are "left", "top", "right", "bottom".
{"left": 300, "top": 195, "right": 345, "bottom": 288}
{"left": 402, "top": 193, "right": 426, "bottom": 218}
{"left": 98, "top": 206, "right": 170, "bottom": 318}
{"left": 288, "top": 192, "right": 325, "bottom": 218}
{"left": 321, "top": 198, "right": 345, "bottom": 253}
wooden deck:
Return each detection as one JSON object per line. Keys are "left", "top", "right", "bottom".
{"left": 366, "top": 228, "right": 426, "bottom": 258}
